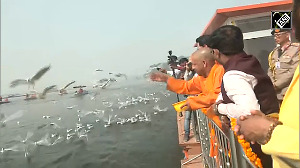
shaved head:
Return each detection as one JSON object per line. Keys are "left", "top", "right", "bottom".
{"left": 191, "top": 47, "right": 215, "bottom": 62}
{"left": 190, "top": 47, "right": 215, "bottom": 77}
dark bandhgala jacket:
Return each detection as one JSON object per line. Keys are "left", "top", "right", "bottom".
{"left": 220, "top": 52, "right": 280, "bottom": 115}
{"left": 220, "top": 52, "right": 279, "bottom": 168}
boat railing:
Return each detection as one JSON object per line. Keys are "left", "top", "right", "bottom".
{"left": 190, "top": 109, "right": 256, "bottom": 168}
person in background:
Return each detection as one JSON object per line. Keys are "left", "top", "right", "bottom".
{"left": 194, "top": 35, "right": 211, "bottom": 49}
{"left": 177, "top": 57, "right": 189, "bottom": 79}
{"left": 182, "top": 60, "right": 197, "bottom": 142}
{"left": 235, "top": 0, "right": 300, "bottom": 167}
{"left": 268, "top": 29, "right": 299, "bottom": 105}
{"left": 79, "top": 88, "right": 83, "bottom": 94}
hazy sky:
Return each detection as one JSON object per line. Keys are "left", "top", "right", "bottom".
{"left": 1, "top": 0, "right": 278, "bottom": 94}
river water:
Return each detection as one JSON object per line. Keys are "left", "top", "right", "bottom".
{"left": 0, "top": 79, "right": 183, "bottom": 168}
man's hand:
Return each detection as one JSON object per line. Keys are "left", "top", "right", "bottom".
{"left": 235, "top": 112, "right": 274, "bottom": 143}
{"left": 186, "top": 62, "right": 192, "bottom": 72}
{"left": 180, "top": 100, "right": 191, "bottom": 111}
{"left": 150, "top": 72, "right": 169, "bottom": 82}
{"left": 220, "top": 115, "right": 230, "bottom": 129}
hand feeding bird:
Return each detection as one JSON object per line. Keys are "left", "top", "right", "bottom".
{"left": 10, "top": 65, "right": 51, "bottom": 89}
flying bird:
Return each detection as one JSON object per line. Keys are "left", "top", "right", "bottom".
{"left": 62, "top": 81, "right": 75, "bottom": 90}
{"left": 109, "top": 78, "right": 117, "bottom": 82}
{"left": 73, "top": 85, "right": 87, "bottom": 89}
{"left": 114, "top": 73, "right": 127, "bottom": 79}
{"left": 95, "top": 69, "right": 103, "bottom": 72}
{"left": 59, "top": 81, "right": 75, "bottom": 94}
{"left": 98, "top": 78, "right": 109, "bottom": 83}
{"left": 40, "top": 85, "right": 57, "bottom": 99}
{"left": 10, "top": 65, "right": 51, "bottom": 89}
{"left": 149, "top": 63, "right": 161, "bottom": 68}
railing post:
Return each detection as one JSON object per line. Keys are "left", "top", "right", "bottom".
{"left": 228, "top": 130, "right": 239, "bottom": 168}
{"left": 195, "top": 109, "right": 257, "bottom": 168}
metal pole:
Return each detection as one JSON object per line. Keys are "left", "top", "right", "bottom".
{"left": 182, "top": 153, "right": 203, "bottom": 165}
{"left": 228, "top": 130, "right": 238, "bottom": 168}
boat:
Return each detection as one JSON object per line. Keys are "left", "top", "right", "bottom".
{"left": 74, "top": 90, "right": 88, "bottom": 96}
{"left": 24, "top": 91, "right": 38, "bottom": 101}
{"left": 0, "top": 100, "right": 10, "bottom": 105}
{"left": 73, "top": 85, "right": 88, "bottom": 97}
{"left": 24, "top": 96, "right": 37, "bottom": 101}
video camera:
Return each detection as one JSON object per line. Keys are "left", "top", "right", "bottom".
{"left": 167, "top": 50, "right": 178, "bottom": 66}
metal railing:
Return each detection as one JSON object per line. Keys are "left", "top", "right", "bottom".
{"left": 192, "top": 109, "right": 256, "bottom": 168}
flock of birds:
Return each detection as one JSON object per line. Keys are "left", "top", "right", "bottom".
{"left": 1, "top": 64, "right": 174, "bottom": 162}
{"left": 0, "top": 90, "right": 172, "bottom": 160}
{"left": 8, "top": 65, "right": 128, "bottom": 99}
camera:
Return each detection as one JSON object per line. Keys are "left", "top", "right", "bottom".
{"left": 167, "top": 56, "right": 178, "bottom": 65}
{"left": 167, "top": 50, "right": 178, "bottom": 66}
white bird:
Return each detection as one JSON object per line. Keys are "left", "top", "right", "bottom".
{"left": 10, "top": 65, "right": 51, "bottom": 89}
{"left": 100, "top": 78, "right": 113, "bottom": 89}
{"left": 114, "top": 73, "right": 127, "bottom": 79}
{"left": 149, "top": 63, "right": 161, "bottom": 68}
{"left": 59, "top": 81, "right": 75, "bottom": 94}
{"left": 153, "top": 105, "right": 168, "bottom": 112}
{"left": 66, "top": 105, "right": 78, "bottom": 109}
{"left": 39, "top": 85, "right": 57, "bottom": 99}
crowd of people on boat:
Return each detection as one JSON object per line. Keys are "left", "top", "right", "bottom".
{"left": 150, "top": 1, "right": 300, "bottom": 167}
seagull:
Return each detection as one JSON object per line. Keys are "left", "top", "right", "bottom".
{"left": 95, "top": 69, "right": 103, "bottom": 72}
{"left": 66, "top": 105, "right": 78, "bottom": 109}
{"left": 149, "top": 63, "right": 161, "bottom": 68}
{"left": 10, "top": 65, "right": 51, "bottom": 89}
{"left": 100, "top": 78, "right": 115, "bottom": 89}
{"left": 39, "top": 85, "right": 57, "bottom": 99}
{"left": 109, "top": 78, "right": 117, "bottom": 82}
{"left": 114, "top": 73, "right": 127, "bottom": 79}
{"left": 98, "top": 78, "right": 109, "bottom": 83}
{"left": 59, "top": 81, "right": 75, "bottom": 94}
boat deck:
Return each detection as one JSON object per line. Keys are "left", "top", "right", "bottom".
{"left": 177, "top": 112, "right": 204, "bottom": 168}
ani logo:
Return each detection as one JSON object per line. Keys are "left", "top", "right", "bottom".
{"left": 271, "top": 11, "right": 292, "bottom": 29}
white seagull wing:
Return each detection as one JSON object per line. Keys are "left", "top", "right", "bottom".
{"left": 10, "top": 79, "right": 28, "bottom": 88}
{"left": 63, "top": 81, "right": 75, "bottom": 90}
{"left": 31, "top": 65, "right": 51, "bottom": 82}
{"left": 42, "top": 85, "right": 57, "bottom": 96}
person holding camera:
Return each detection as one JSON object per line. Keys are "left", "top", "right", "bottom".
{"left": 177, "top": 58, "right": 189, "bottom": 79}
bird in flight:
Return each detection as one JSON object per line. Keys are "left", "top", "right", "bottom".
{"left": 10, "top": 65, "right": 51, "bottom": 89}
{"left": 59, "top": 81, "right": 75, "bottom": 94}
{"left": 114, "top": 73, "right": 127, "bottom": 80}
{"left": 39, "top": 85, "right": 57, "bottom": 99}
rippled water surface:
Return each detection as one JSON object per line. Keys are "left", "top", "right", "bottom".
{"left": 0, "top": 80, "right": 183, "bottom": 168}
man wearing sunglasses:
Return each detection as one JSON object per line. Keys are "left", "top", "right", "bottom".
{"left": 268, "top": 29, "right": 299, "bottom": 105}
